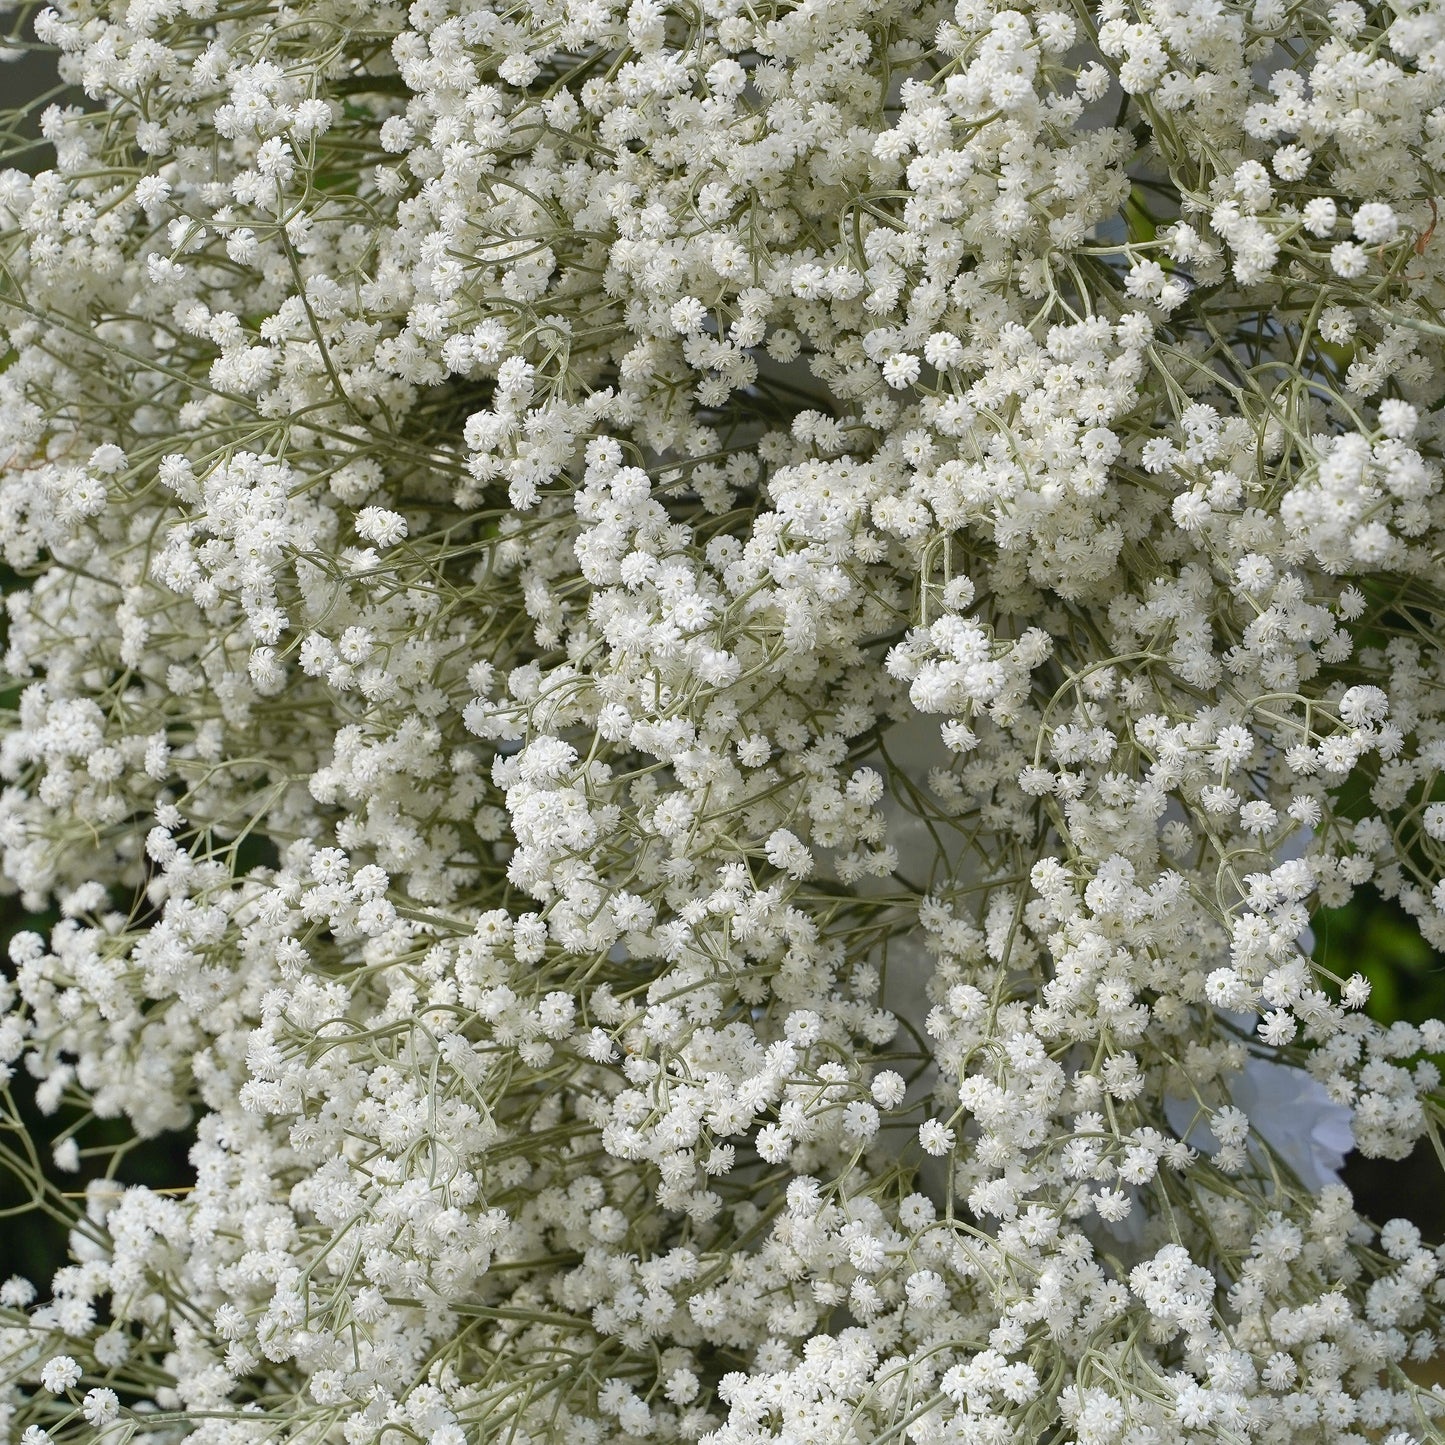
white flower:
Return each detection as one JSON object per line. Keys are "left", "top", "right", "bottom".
{"left": 82, "top": 1389, "right": 120, "bottom": 1426}
{"left": 355, "top": 507, "right": 408, "bottom": 546}
{"left": 2, "top": 0, "right": 1444, "bottom": 1438}
{"left": 39, "top": 1356, "right": 81, "bottom": 1393}
{"left": 871, "top": 1070, "right": 907, "bottom": 1108}
{"left": 919, "top": 1120, "right": 955, "bottom": 1155}
{"left": 1352, "top": 202, "right": 1398, "bottom": 244}
{"left": 1331, "top": 241, "right": 1369, "bottom": 277}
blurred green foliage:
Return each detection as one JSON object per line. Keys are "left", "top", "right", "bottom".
{"left": 1316, "top": 896, "right": 1445, "bottom": 1027}
{"left": 1317, "top": 894, "right": 1445, "bottom": 1241}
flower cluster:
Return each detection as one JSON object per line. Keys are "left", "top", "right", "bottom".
{"left": 0, "top": 0, "right": 1444, "bottom": 1439}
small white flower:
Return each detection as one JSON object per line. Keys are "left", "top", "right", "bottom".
{"left": 40, "top": 1356, "right": 81, "bottom": 1393}
{"left": 1352, "top": 202, "right": 1398, "bottom": 244}
{"left": 871, "top": 1070, "right": 906, "bottom": 1108}
{"left": 82, "top": 1388, "right": 120, "bottom": 1426}
{"left": 919, "top": 1119, "right": 955, "bottom": 1155}
{"left": 881, "top": 353, "right": 921, "bottom": 389}
{"left": 355, "top": 507, "right": 408, "bottom": 546}
{"left": 1330, "top": 241, "right": 1369, "bottom": 278}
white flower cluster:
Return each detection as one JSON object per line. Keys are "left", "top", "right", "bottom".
{"left": 1, "top": 0, "right": 1445, "bottom": 1439}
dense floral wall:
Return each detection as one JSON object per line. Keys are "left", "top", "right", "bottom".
{"left": 0, "top": 0, "right": 1444, "bottom": 1440}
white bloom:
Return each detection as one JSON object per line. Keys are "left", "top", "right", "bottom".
{"left": 0, "top": 0, "right": 1442, "bottom": 1439}
{"left": 39, "top": 1357, "right": 81, "bottom": 1393}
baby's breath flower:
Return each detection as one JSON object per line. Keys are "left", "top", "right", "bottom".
{"left": 38, "top": 1358, "right": 79, "bottom": 1394}
{"left": 1, "top": 0, "right": 1445, "bottom": 1439}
